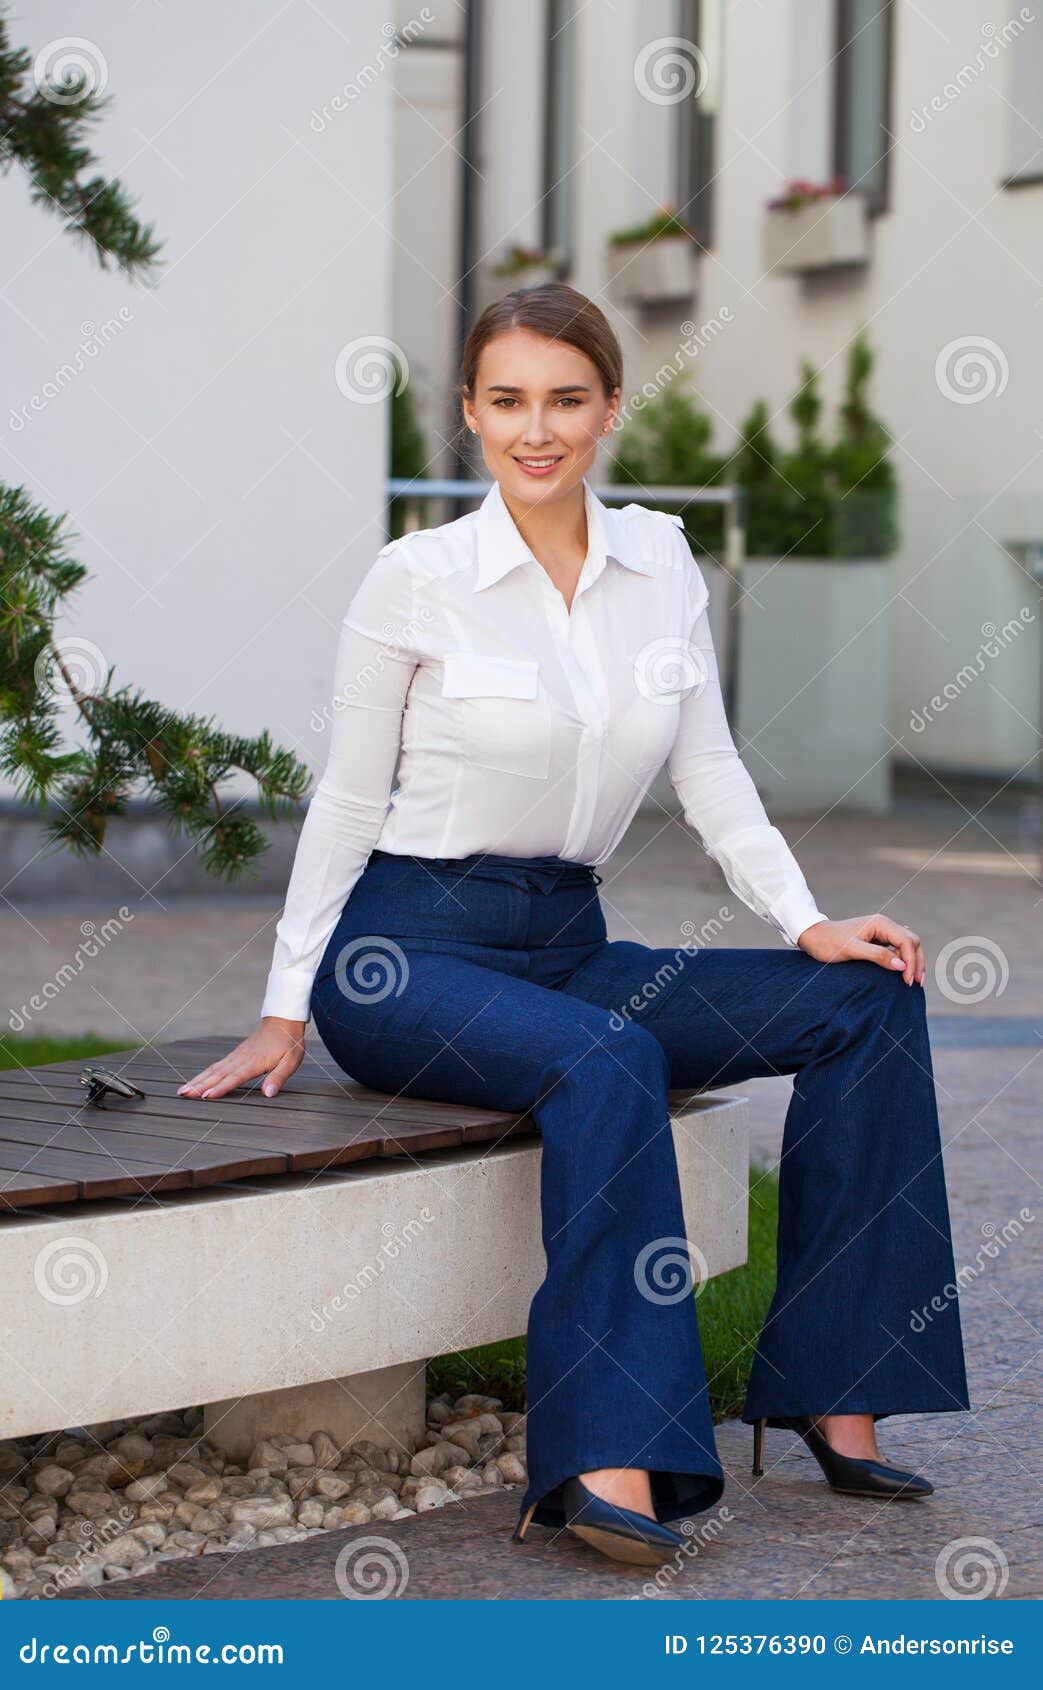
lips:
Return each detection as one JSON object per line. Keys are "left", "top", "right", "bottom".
{"left": 513, "top": 455, "right": 565, "bottom": 477}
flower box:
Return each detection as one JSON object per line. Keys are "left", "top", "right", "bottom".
{"left": 762, "top": 193, "right": 869, "bottom": 275}
{"left": 605, "top": 235, "right": 698, "bottom": 307}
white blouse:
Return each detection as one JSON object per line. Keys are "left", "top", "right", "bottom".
{"left": 260, "top": 476, "right": 829, "bottom": 1021}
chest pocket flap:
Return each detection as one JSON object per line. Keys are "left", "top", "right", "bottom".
{"left": 442, "top": 651, "right": 540, "bottom": 699}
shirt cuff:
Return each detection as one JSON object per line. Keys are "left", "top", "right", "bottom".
{"left": 260, "top": 969, "right": 316, "bottom": 1023}
{"left": 770, "top": 889, "right": 831, "bottom": 948}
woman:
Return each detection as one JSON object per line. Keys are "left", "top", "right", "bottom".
{"left": 179, "top": 283, "right": 969, "bottom": 1569}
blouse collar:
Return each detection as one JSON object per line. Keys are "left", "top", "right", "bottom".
{"left": 473, "top": 475, "right": 656, "bottom": 592}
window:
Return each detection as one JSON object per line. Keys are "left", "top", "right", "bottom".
{"left": 833, "top": 0, "right": 895, "bottom": 212}
{"left": 677, "top": 0, "right": 722, "bottom": 250}
{"left": 541, "top": 0, "right": 577, "bottom": 270}
{"left": 1004, "top": 11, "right": 1043, "bottom": 186}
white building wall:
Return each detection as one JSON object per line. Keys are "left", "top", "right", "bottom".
{"left": 459, "top": 0, "right": 1043, "bottom": 781}
{"left": 1, "top": 0, "right": 394, "bottom": 806}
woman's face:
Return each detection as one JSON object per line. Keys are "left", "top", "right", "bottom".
{"left": 463, "top": 327, "right": 620, "bottom": 503}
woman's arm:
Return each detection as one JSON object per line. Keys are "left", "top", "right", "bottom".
{"left": 258, "top": 627, "right": 417, "bottom": 1019}
{"left": 178, "top": 542, "right": 418, "bottom": 1099}
{"left": 664, "top": 542, "right": 924, "bottom": 984}
{"left": 664, "top": 590, "right": 831, "bottom": 949}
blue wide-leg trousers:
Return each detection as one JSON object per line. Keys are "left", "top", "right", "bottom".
{"left": 309, "top": 849, "right": 969, "bottom": 1529}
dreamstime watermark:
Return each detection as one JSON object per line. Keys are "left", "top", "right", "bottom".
{"left": 332, "top": 935, "right": 409, "bottom": 1006}
{"left": 34, "top": 1237, "right": 109, "bottom": 1306}
{"left": 8, "top": 313, "right": 135, "bottom": 433}
{"left": 634, "top": 638, "right": 710, "bottom": 703}
{"left": 631, "top": 1503, "right": 734, "bottom": 1598}
{"left": 909, "top": 610, "right": 1035, "bottom": 732}
{"left": 33, "top": 36, "right": 107, "bottom": 102}
{"left": 909, "top": 11, "right": 1035, "bottom": 132}
{"left": 935, "top": 336, "right": 1009, "bottom": 403}
{"left": 333, "top": 1534, "right": 410, "bottom": 1598}
{"left": 633, "top": 37, "right": 709, "bottom": 105}
{"left": 607, "top": 908, "right": 735, "bottom": 1031}
{"left": 10, "top": 909, "right": 134, "bottom": 1031}
{"left": 909, "top": 1210, "right": 1034, "bottom": 1332}
{"left": 934, "top": 934, "right": 1009, "bottom": 1004}
{"left": 310, "top": 12, "right": 435, "bottom": 133}
{"left": 612, "top": 310, "right": 735, "bottom": 433}
{"left": 33, "top": 636, "right": 109, "bottom": 699}
{"left": 334, "top": 335, "right": 410, "bottom": 404}
{"left": 634, "top": 1235, "right": 710, "bottom": 1304}
{"left": 309, "top": 1213, "right": 435, "bottom": 1333}
{"left": 935, "top": 1536, "right": 1010, "bottom": 1599}
{"left": 309, "top": 607, "right": 434, "bottom": 733}
{"left": 39, "top": 1504, "right": 137, "bottom": 1599}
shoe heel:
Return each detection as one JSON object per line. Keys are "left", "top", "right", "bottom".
{"left": 752, "top": 1417, "right": 766, "bottom": 1477}
{"left": 512, "top": 1502, "right": 537, "bottom": 1543}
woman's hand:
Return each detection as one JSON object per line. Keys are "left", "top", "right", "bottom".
{"left": 176, "top": 1017, "right": 307, "bottom": 1101}
{"left": 797, "top": 914, "right": 925, "bottom": 986}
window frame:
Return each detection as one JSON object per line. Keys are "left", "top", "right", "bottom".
{"left": 832, "top": 0, "right": 896, "bottom": 215}
{"left": 540, "top": 0, "right": 576, "bottom": 274}
{"left": 676, "top": 0, "right": 718, "bottom": 251}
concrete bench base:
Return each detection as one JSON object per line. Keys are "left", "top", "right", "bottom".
{"left": 1, "top": 1094, "right": 749, "bottom": 1449}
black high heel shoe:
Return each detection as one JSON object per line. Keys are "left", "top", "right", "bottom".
{"left": 752, "top": 1416, "right": 933, "bottom": 1498}
{"left": 512, "top": 1477, "right": 688, "bottom": 1566}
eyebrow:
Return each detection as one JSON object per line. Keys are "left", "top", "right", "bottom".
{"left": 485, "top": 384, "right": 592, "bottom": 395}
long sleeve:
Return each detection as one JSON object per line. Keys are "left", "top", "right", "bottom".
{"left": 664, "top": 542, "right": 829, "bottom": 948}
{"left": 260, "top": 544, "right": 418, "bottom": 1021}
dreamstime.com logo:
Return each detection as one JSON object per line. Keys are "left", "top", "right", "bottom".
{"left": 309, "top": 11, "right": 434, "bottom": 133}
{"left": 909, "top": 1210, "right": 1034, "bottom": 1332}
{"left": 10, "top": 908, "right": 134, "bottom": 1032}
{"left": 908, "top": 610, "right": 1035, "bottom": 735}
{"left": 631, "top": 1505, "right": 734, "bottom": 1598}
{"left": 607, "top": 908, "right": 735, "bottom": 1030}
{"left": 16, "top": 1627, "right": 284, "bottom": 1663}
{"left": 309, "top": 1212, "right": 435, "bottom": 1332}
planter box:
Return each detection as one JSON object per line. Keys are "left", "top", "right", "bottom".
{"left": 605, "top": 236, "right": 698, "bottom": 307}
{"left": 762, "top": 194, "right": 869, "bottom": 274}
{"left": 733, "top": 556, "right": 892, "bottom": 813}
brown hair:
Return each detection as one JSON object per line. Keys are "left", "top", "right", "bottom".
{"left": 453, "top": 282, "right": 622, "bottom": 453}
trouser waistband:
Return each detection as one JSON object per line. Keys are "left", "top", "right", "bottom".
{"left": 369, "top": 848, "right": 603, "bottom": 888}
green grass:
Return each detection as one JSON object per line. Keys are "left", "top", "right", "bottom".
{"left": 428, "top": 1161, "right": 780, "bottom": 1424}
{"left": 0, "top": 1033, "right": 140, "bottom": 1071}
{"left": 2, "top": 1034, "right": 780, "bottom": 1424}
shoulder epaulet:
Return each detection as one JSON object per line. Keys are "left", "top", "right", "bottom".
{"left": 618, "top": 503, "right": 685, "bottom": 530}
{"left": 377, "top": 524, "right": 447, "bottom": 558}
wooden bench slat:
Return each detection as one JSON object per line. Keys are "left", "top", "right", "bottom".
{"left": 0, "top": 1069, "right": 513, "bottom": 1129}
{"left": 0, "top": 1080, "right": 440, "bottom": 1143}
{"left": 0, "top": 1168, "right": 81, "bottom": 1209}
{"left": 0, "top": 1036, "right": 709, "bottom": 1208}
{"left": 0, "top": 1139, "right": 194, "bottom": 1199}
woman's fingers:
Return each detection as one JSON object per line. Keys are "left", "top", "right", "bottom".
{"left": 856, "top": 914, "right": 924, "bottom": 985}
{"left": 178, "top": 1047, "right": 251, "bottom": 1096}
{"left": 262, "top": 1048, "right": 303, "bottom": 1098}
{"left": 177, "top": 1030, "right": 304, "bottom": 1100}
